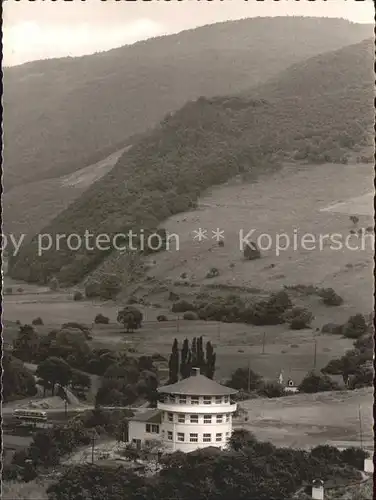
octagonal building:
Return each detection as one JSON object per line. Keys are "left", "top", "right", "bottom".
{"left": 157, "top": 368, "right": 238, "bottom": 452}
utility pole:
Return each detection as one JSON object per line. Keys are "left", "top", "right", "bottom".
{"left": 358, "top": 405, "right": 363, "bottom": 449}
{"left": 247, "top": 356, "right": 251, "bottom": 393}
{"left": 217, "top": 322, "right": 221, "bottom": 342}
{"left": 313, "top": 340, "right": 317, "bottom": 369}
{"left": 91, "top": 430, "right": 96, "bottom": 464}
{"left": 261, "top": 332, "right": 266, "bottom": 354}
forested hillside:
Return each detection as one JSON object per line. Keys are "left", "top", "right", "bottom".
{"left": 3, "top": 17, "right": 372, "bottom": 190}
{"left": 9, "top": 39, "right": 374, "bottom": 285}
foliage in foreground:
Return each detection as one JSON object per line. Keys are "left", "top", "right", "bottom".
{"left": 2, "top": 479, "right": 49, "bottom": 500}
{"left": 46, "top": 432, "right": 366, "bottom": 500}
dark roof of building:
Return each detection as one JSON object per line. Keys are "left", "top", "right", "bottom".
{"left": 129, "top": 409, "right": 162, "bottom": 424}
{"left": 157, "top": 373, "right": 237, "bottom": 396}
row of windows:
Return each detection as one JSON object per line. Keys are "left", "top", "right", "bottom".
{"left": 166, "top": 413, "right": 231, "bottom": 424}
{"left": 164, "top": 431, "right": 231, "bottom": 443}
{"left": 165, "top": 395, "right": 230, "bottom": 405}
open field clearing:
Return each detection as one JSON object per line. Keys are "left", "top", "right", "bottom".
{"left": 237, "top": 387, "right": 373, "bottom": 450}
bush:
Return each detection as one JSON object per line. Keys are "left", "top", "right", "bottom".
{"left": 311, "top": 445, "right": 342, "bottom": 464}
{"left": 283, "top": 307, "right": 313, "bottom": 329}
{"left": 342, "top": 314, "right": 368, "bottom": 339}
{"left": 205, "top": 267, "right": 220, "bottom": 278}
{"left": 353, "top": 334, "right": 373, "bottom": 351}
{"left": 320, "top": 288, "right": 343, "bottom": 306}
{"left": 348, "top": 365, "right": 373, "bottom": 389}
{"left": 127, "top": 296, "right": 138, "bottom": 304}
{"left": 171, "top": 300, "right": 195, "bottom": 313}
{"left": 73, "top": 291, "right": 84, "bottom": 301}
{"left": 168, "top": 291, "right": 180, "bottom": 301}
{"left": 243, "top": 242, "right": 261, "bottom": 260}
{"left": 183, "top": 311, "right": 199, "bottom": 320}
{"left": 85, "top": 281, "right": 101, "bottom": 298}
{"left": 117, "top": 307, "right": 143, "bottom": 331}
{"left": 258, "top": 381, "right": 285, "bottom": 398}
{"left": 49, "top": 277, "right": 59, "bottom": 291}
{"left": 341, "top": 447, "right": 369, "bottom": 470}
{"left": 98, "top": 274, "right": 122, "bottom": 300}
{"left": 94, "top": 314, "right": 110, "bottom": 325}
{"left": 151, "top": 353, "right": 167, "bottom": 361}
{"left": 298, "top": 371, "right": 340, "bottom": 393}
{"left": 32, "top": 317, "right": 44, "bottom": 326}
{"left": 321, "top": 323, "right": 343, "bottom": 335}
{"left": 227, "top": 367, "right": 263, "bottom": 391}
{"left": 157, "top": 314, "right": 168, "bottom": 322}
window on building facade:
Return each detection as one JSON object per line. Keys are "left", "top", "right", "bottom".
{"left": 203, "top": 415, "right": 212, "bottom": 424}
{"left": 190, "top": 433, "right": 198, "bottom": 442}
{"left": 190, "top": 414, "right": 199, "bottom": 423}
{"left": 146, "top": 423, "right": 159, "bottom": 433}
{"left": 226, "top": 414, "right": 230, "bottom": 423}
{"left": 177, "top": 433, "right": 184, "bottom": 442}
{"left": 178, "top": 414, "right": 185, "bottom": 423}
{"left": 203, "top": 396, "right": 212, "bottom": 405}
{"left": 203, "top": 433, "right": 211, "bottom": 442}
{"left": 224, "top": 396, "right": 229, "bottom": 403}
{"left": 216, "top": 433, "right": 222, "bottom": 442}
{"left": 191, "top": 396, "right": 199, "bottom": 405}
{"left": 216, "top": 414, "right": 223, "bottom": 423}
{"left": 179, "top": 395, "right": 186, "bottom": 404}
{"left": 168, "top": 413, "right": 174, "bottom": 422}
{"left": 215, "top": 396, "right": 222, "bottom": 404}
{"left": 167, "top": 431, "right": 173, "bottom": 441}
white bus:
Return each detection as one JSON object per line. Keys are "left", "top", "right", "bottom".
{"left": 13, "top": 409, "right": 48, "bottom": 423}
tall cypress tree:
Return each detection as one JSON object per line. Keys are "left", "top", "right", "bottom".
{"left": 191, "top": 337, "right": 197, "bottom": 368}
{"left": 168, "top": 338, "right": 179, "bottom": 384}
{"left": 205, "top": 341, "right": 216, "bottom": 379}
{"left": 180, "top": 338, "right": 189, "bottom": 379}
{"left": 197, "top": 336, "right": 205, "bottom": 373}
{"left": 184, "top": 350, "right": 192, "bottom": 378}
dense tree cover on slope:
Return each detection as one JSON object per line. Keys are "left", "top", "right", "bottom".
{"left": 10, "top": 39, "right": 374, "bottom": 285}
{"left": 10, "top": 322, "right": 159, "bottom": 405}
{"left": 3, "top": 18, "right": 371, "bottom": 190}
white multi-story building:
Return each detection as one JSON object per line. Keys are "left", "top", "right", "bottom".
{"left": 128, "top": 368, "right": 238, "bottom": 452}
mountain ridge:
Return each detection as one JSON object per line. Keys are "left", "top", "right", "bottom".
{"left": 3, "top": 17, "right": 373, "bottom": 191}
